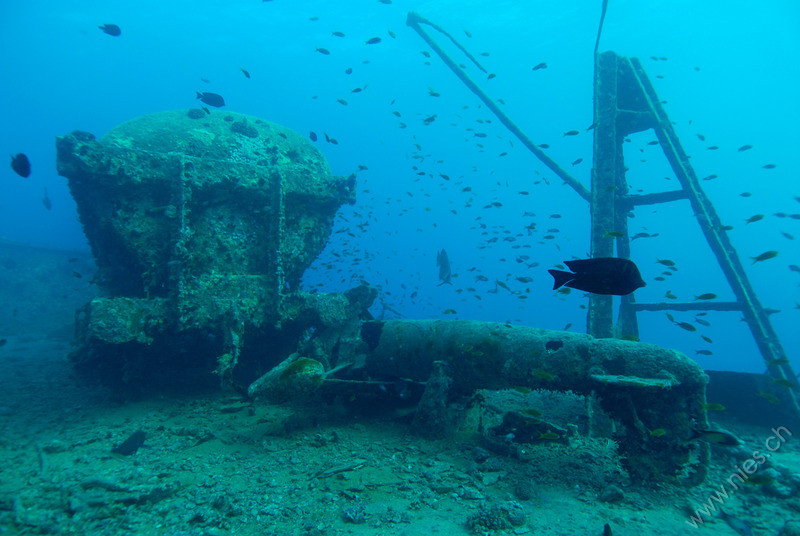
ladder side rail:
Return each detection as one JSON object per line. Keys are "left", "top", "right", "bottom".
{"left": 613, "top": 112, "right": 639, "bottom": 339}
{"left": 615, "top": 226, "right": 640, "bottom": 338}
{"left": 628, "top": 59, "right": 788, "bottom": 356}
{"left": 626, "top": 59, "right": 799, "bottom": 405}
{"left": 588, "top": 51, "right": 623, "bottom": 338}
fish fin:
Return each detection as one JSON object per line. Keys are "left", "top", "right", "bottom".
{"left": 196, "top": 92, "right": 203, "bottom": 99}
{"left": 548, "top": 269, "right": 574, "bottom": 290}
{"left": 565, "top": 257, "right": 620, "bottom": 272}
{"left": 563, "top": 259, "right": 592, "bottom": 272}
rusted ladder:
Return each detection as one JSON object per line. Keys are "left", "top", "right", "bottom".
{"left": 590, "top": 51, "right": 799, "bottom": 416}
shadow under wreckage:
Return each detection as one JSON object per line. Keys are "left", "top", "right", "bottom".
{"left": 57, "top": 108, "right": 711, "bottom": 486}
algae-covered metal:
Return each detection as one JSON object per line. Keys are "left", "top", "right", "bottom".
{"left": 56, "top": 109, "right": 711, "bottom": 484}
{"left": 360, "top": 319, "right": 711, "bottom": 484}
{"left": 57, "top": 110, "right": 363, "bottom": 392}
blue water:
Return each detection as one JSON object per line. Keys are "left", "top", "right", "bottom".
{"left": 1, "top": 0, "right": 798, "bottom": 373}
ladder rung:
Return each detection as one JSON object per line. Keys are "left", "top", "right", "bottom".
{"left": 623, "top": 190, "right": 689, "bottom": 207}
{"left": 632, "top": 302, "right": 742, "bottom": 312}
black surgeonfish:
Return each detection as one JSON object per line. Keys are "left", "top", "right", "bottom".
{"left": 10, "top": 153, "right": 31, "bottom": 177}
{"left": 437, "top": 249, "right": 452, "bottom": 285}
{"left": 196, "top": 92, "right": 225, "bottom": 107}
{"left": 548, "top": 257, "right": 645, "bottom": 295}
{"left": 99, "top": 24, "right": 121, "bottom": 36}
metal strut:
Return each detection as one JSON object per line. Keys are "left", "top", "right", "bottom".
{"left": 591, "top": 51, "right": 799, "bottom": 418}
{"left": 405, "top": 11, "right": 590, "bottom": 202}
{"left": 405, "top": 11, "right": 798, "bottom": 420}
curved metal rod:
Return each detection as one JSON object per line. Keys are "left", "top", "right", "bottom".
{"left": 595, "top": 0, "right": 609, "bottom": 54}
{"left": 406, "top": 11, "right": 591, "bottom": 202}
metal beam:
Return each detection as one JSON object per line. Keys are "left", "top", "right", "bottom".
{"left": 405, "top": 11, "right": 590, "bottom": 202}
{"left": 632, "top": 302, "right": 742, "bottom": 312}
{"left": 587, "top": 51, "right": 621, "bottom": 338}
{"left": 622, "top": 190, "right": 689, "bottom": 207}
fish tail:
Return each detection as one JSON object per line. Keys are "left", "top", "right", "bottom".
{"left": 548, "top": 269, "right": 573, "bottom": 290}
{"left": 196, "top": 92, "right": 203, "bottom": 99}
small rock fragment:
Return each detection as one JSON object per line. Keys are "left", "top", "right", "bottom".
{"left": 599, "top": 484, "right": 624, "bottom": 503}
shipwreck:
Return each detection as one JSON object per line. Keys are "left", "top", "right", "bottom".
{"left": 56, "top": 105, "right": 714, "bottom": 485}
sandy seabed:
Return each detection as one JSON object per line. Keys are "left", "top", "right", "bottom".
{"left": 1, "top": 330, "right": 799, "bottom": 536}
